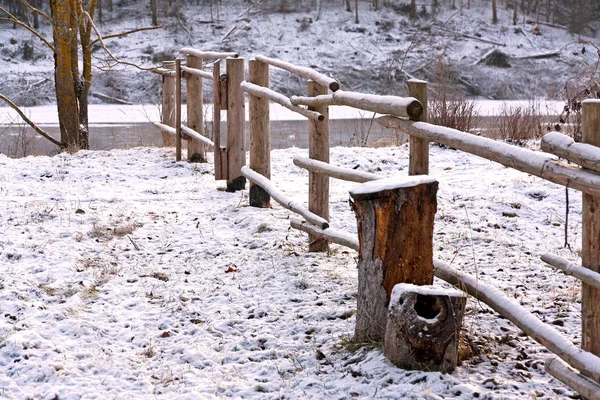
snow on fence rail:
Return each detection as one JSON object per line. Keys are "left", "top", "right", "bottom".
{"left": 152, "top": 49, "right": 600, "bottom": 396}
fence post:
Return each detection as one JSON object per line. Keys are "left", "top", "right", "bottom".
{"left": 161, "top": 60, "right": 176, "bottom": 147}
{"left": 213, "top": 60, "right": 227, "bottom": 180}
{"left": 349, "top": 176, "right": 438, "bottom": 342}
{"left": 226, "top": 56, "right": 246, "bottom": 192}
{"left": 248, "top": 59, "right": 271, "bottom": 207}
{"left": 407, "top": 79, "right": 429, "bottom": 175}
{"left": 308, "top": 80, "right": 330, "bottom": 252}
{"left": 175, "top": 58, "right": 182, "bottom": 161}
{"left": 186, "top": 54, "right": 206, "bottom": 162}
{"left": 582, "top": 99, "right": 600, "bottom": 359}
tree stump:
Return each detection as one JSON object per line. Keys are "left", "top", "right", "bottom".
{"left": 349, "top": 176, "right": 438, "bottom": 342}
{"left": 384, "top": 283, "right": 466, "bottom": 373}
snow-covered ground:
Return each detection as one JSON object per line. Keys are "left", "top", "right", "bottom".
{"left": 0, "top": 142, "right": 584, "bottom": 399}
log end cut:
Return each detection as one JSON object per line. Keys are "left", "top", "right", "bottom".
{"left": 384, "top": 283, "right": 466, "bottom": 373}
{"left": 406, "top": 99, "right": 424, "bottom": 121}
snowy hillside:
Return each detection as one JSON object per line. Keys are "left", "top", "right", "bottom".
{"left": 1, "top": 0, "right": 598, "bottom": 107}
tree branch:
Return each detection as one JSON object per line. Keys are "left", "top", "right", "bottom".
{"left": 82, "top": 11, "right": 160, "bottom": 71}
{"left": 90, "top": 26, "right": 162, "bottom": 46}
{"left": 0, "top": 94, "right": 65, "bottom": 148}
{"left": 19, "top": 0, "right": 52, "bottom": 25}
{"left": 0, "top": 8, "right": 54, "bottom": 51}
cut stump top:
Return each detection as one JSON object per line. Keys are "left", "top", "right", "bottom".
{"left": 349, "top": 175, "right": 438, "bottom": 201}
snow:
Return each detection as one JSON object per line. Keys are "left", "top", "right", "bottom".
{"left": 349, "top": 175, "right": 438, "bottom": 197}
{"left": 0, "top": 141, "right": 587, "bottom": 399}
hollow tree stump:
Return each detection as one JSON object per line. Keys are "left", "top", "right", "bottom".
{"left": 384, "top": 283, "right": 466, "bottom": 373}
{"left": 349, "top": 176, "right": 438, "bottom": 342}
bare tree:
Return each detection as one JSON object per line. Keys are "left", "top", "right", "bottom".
{"left": 492, "top": 0, "right": 498, "bottom": 23}
{"left": 0, "top": 0, "right": 159, "bottom": 151}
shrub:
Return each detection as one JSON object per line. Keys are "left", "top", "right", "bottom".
{"left": 494, "top": 100, "right": 543, "bottom": 144}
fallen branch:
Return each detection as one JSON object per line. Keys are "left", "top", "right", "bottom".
{"left": 291, "top": 91, "right": 423, "bottom": 120}
{"left": 435, "top": 25, "right": 506, "bottom": 47}
{"left": 180, "top": 48, "right": 239, "bottom": 59}
{"left": 290, "top": 218, "right": 359, "bottom": 251}
{"left": 241, "top": 81, "right": 324, "bottom": 121}
{"left": 90, "top": 91, "right": 132, "bottom": 105}
{"left": 513, "top": 50, "right": 561, "bottom": 60}
{"left": 433, "top": 259, "right": 600, "bottom": 382}
{"left": 0, "top": 94, "right": 64, "bottom": 148}
{"left": 293, "top": 156, "right": 382, "bottom": 183}
{"left": 90, "top": 26, "right": 162, "bottom": 46}
{"left": 541, "top": 254, "right": 600, "bottom": 290}
{"left": 241, "top": 166, "right": 329, "bottom": 229}
{"left": 255, "top": 55, "right": 340, "bottom": 92}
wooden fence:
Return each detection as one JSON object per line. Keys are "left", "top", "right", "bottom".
{"left": 153, "top": 48, "right": 600, "bottom": 398}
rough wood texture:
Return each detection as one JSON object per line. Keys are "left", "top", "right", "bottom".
{"left": 582, "top": 100, "right": 600, "bottom": 359}
{"left": 175, "top": 59, "right": 182, "bottom": 161}
{"left": 241, "top": 82, "right": 324, "bottom": 121}
{"left": 180, "top": 47, "right": 239, "bottom": 59}
{"left": 545, "top": 357, "right": 600, "bottom": 400}
{"left": 290, "top": 91, "right": 423, "bottom": 120}
{"left": 542, "top": 131, "right": 600, "bottom": 174}
{"left": 255, "top": 54, "right": 339, "bottom": 92}
{"left": 213, "top": 60, "right": 226, "bottom": 181}
{"left": 384, "top": 284, "right": 466, "bottom": 373}
{"left": 241, "top": 167, "right": 329, "bottom": 229}
{"left": 407, "top": 79, "right": 429, "bottom": 175}
{"left": 541, "top": 253, "right": 600, "bottom": 291}
{"left": 186, "top": 55, "right": 205, "bottom": 162}
{"left": 226, "top": 57, "right": 246, "bottom": 191}
{"left": 161, "top": 60, "right": 176, "bottom": 147}
{"left": 308, "top": 81, "right": 330, "bottom": 252}
{"left": 248, "top": 59, "right": 271, "bottom": 208}
{"left": 434, "top": 259, "right": 600, "bottom": 382}
{"left": 350, "top": 176, "right": 438, "bottom": 342}
{"left": 293, "top": 156, "right": 382, "bottom": 183}
{"left": 378, "top": 116, "right": 600, "bottom": 198}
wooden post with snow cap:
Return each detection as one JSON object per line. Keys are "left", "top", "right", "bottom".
{"left": 161, "top": 60, "right": 176, "bottom": 147}
{"left": 407, "top": 79, "right": 429, "bottom": 175}
{"left": 186, "top": 54, "right": 206, "bottom": 162}
{"left": 226, "top": 57, "right": 246, "bottom": 192}
{"left": 248, "top": 59, "right": 271, "bottom": 208}
{"left": 349, "top": 176, "right": 438, "bottom": 342}
{"left": 582, "top": 99, "right": 600, "bottom": 360}
{"left": 384, "top": 283, "right": 466, "bottom": 373}
{"left": 175, "top": 59, "right": 182, "bottom": 161}
{"left": 308, "top": 80, "right": 330, "bottom": 252}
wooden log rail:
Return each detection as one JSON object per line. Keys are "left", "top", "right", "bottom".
{"left": 378, "top": 116, "right": 600, "bottom": 198}
{"left": 542, "top": 131, "right": 600, "bottom": 175}
{"left": 153, "top": 67, "right": 178, "bottom": 77}
{"left": 240, "top": 81, "right": 324, "bottom": 121}
{"left": 291, "top": 91, "right": 423, "bottom": 121}
{"left": 289, "top": 220, "right": 600, "bottom": 384}
{"left": 542, "top": 254, "right": 600, "bottom": 290}
{"left": 546, "top": 357, "right": 600, "bottom": 400}
{"left": 254, "top": 54, "right": 340, "bottom": 92}
{"left": 241, "top": 166, "right": 329, "bottom": 229}
{"left": 181, "top": 65, "right": 214, "bottom": 80}
{"left": 293, "top": 156, "right": 382, "bottom": 183}
{"left": 153, "top": 122, "right": 214, "bottom": 147}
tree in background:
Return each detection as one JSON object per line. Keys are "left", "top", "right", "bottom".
{"left": 0, "top": 0, "right": 159, "bottom": 151}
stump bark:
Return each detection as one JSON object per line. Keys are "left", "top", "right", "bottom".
{"left": 349, "top": 176, "right": 438, "bottom": 342}
{"left": 384, "top": 283, "right": 466, "bottom": 373}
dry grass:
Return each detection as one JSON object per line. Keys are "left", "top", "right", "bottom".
{"left": 493, "top": 100, "right": 543, "bottom": 144}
